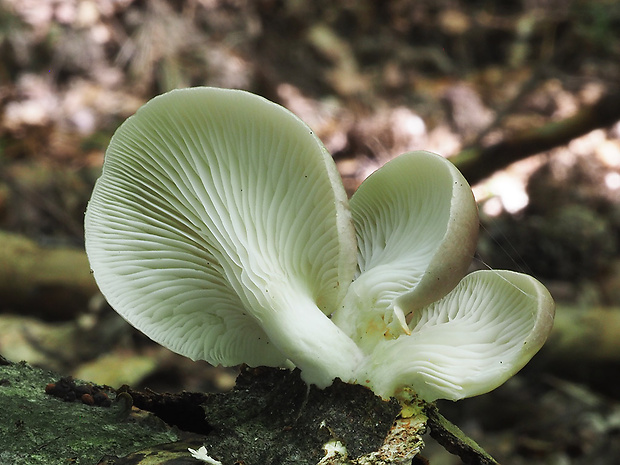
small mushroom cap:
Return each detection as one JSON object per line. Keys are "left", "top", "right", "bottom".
{"left": 362, "top": 269, "right": 556, "bottom": 401}
{"left": 85, "top": 87, "right": 359, "bottom": 374}
{"left": 332, "top": 151, "right": 478, "bottom": 347}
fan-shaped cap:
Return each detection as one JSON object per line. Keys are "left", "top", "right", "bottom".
{"left": 85, "top": 87, "right": 361, "bottom": 386}
{"left": 332, "top": 151, "right": 479, "bottom": 347}
{"left": 362, "top": 270, "right": 556, "bottom": 401}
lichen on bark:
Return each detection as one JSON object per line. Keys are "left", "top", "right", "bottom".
{"left": 0, "top": 358, "right": 177, "bottom": 465}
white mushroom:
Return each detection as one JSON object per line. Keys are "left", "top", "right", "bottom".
{"left": 85, "top": 87, "right": 555, "bottom": 401}
{"left": 331, "top": 151, "right": 479, "bottom": 350}
{"left": 330, "top": 151, "right": 554, "bottom": 401}
{"left": 85, "top": 87, "right": 362, "bottom": 388}
{"left": 359, "top": 270, "right": 555, "bottom": 401}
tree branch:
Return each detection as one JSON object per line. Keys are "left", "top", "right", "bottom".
{"left": 451, "top": 90, "right": 620, "bottom": 185}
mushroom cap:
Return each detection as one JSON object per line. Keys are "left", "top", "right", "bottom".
{"left": 332, "top": 151, "right": 479, "bottom": 348}
{"left": 362, "top": 269, "right": 556, "bottom": 401}
{"left": 85, "top": 87, "right": 359, "bottom": 372}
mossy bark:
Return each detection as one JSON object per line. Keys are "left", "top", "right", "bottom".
{"left": 1, "top": 357, "right": 504, "bottom": 465}
{"left": 0, "top": 357, "right": 178, "bottom": 465}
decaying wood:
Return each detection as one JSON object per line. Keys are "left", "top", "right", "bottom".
{"left": 106, "top": 367, "right": 504, "bottom": 465}
{"left": 1, "top": 358, "right": 504, "bottom": 465}
{"left": 0, "top": 358, "right": 179, "bottom": 465}
{"left": 425, "top": 404, "right": 499, "bottom": 465}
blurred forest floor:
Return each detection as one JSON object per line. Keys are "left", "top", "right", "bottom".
{"left": 1, "top": 1, "right": 620, "bottom": 464}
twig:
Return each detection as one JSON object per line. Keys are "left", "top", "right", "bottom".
{"left": 424, "top": 403, "right": 500, "bottom": 465}
{"left": 451, "top": 89, "right": 620, "bottom": 185}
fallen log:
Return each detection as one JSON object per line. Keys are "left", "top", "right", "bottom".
{"left": 0, "top": 231, "right": 98, "bottom": 320}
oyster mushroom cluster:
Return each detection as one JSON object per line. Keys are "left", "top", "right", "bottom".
{"left": 85, "top": 88, "right": 554, "bottom": 402}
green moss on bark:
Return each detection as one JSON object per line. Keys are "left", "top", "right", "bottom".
{"left": 0, "top": 360, "right": 177, "bottom": 465}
